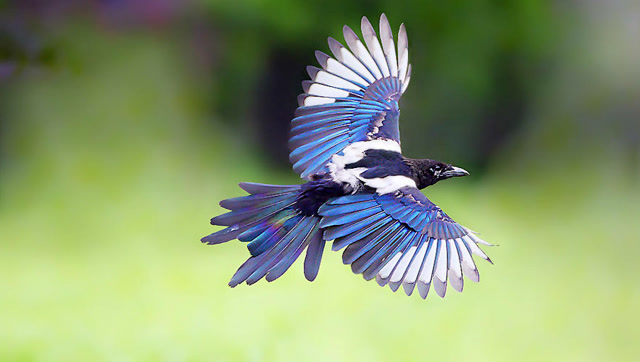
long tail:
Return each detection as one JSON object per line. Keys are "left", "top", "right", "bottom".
{"left": 201, "top": 182, "right": 325, "bottom": 286}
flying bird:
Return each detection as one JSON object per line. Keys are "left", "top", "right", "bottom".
{"left": 202, "top": 14, "right": 493, "bottom": 299}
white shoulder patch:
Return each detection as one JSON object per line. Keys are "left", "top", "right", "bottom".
{"left": 351, "top": 139, "right": 402, "bottom": 154}
{"left": 328, "top": 139, "right": 402, "bottom": 191}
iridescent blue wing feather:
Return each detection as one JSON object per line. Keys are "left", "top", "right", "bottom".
{"left": 318, "top": 187, "right": 492, "bottom": 299}
{"left": 290, "top": 14, "right": 413, "bottom": 179}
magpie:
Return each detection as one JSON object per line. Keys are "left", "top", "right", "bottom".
{"left": 202, "top": 14, "right": 493, "bottom": 299}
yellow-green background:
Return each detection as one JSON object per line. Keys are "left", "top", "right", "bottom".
{"left": 1, "top": 1, "right": 639, "bottom": 361}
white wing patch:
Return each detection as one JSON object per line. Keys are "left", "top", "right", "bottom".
{"left": 303, "top": 96, "right": 335, "bottom": 107}
{"left": 311, "top": 69, "right": 363, "bottom": 91}
{"left": 361, "top": 16, "right": 390, "bottom": 78}
{"left": 397, "top": 24, "right": 409, "bottom": 83}
{"left": 343, "top": 25, "right": 383, "bottom": 80}
{"left": 323, "top": 55, "right": 369, "bottom": 86}
{"left": 379, "top": 14, "right": 398, "bottom": 77}
{"left": 307, "top": 83, "right": 351, "bottom": 98}
{"left": 377, "top": 232, "right": 493, "bottom": 299}
{"left": 328, "top": 38, "right": 376, "bottom": 83}
{"left": 401, "top": 64, "right": 412, "bottom": 94}
{"left": 298, "top": 14, "right": 411, "bottom": 111}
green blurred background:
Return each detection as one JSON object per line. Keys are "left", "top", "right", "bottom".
{"left": 1, "top": 0, "right": 639, "bottom": 361}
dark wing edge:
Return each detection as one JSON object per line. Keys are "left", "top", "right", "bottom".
{"left": 289, "top": 14, "right": 413, "bottom": 179}
{"left": 318, "top": 187, "right": 492, "bottom": 299}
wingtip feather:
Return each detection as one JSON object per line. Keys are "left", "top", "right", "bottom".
{"left": 327, "top": 37, "right": 343, "bottom": 61}
{"left": 301, "top": 80, "right": 312, "bottom": 93}
{"left": 417, "top": 281, "right": 430, "bottom": 299}
{"left": 306, "top": 65, "right": 320, "bottom": 80}
{"left": 433, "top": 277, "right": 447, "bottom": 298}
{"left": 315, "top": 50, "right": 330, "bottom": 68}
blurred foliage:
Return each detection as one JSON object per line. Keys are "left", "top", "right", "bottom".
{"left": 0, "top": 0, "right": 639, "bottom": 361}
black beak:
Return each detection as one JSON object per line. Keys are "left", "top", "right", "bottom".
{"left": 442, "top": 165, "right": 470, "bottom": 178}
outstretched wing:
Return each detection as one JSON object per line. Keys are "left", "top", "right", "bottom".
{"left": 317, "top": 187, "right": 492, "bottom": 299}
{"left": 290, "top": 14, "right": 412, "bottom": 179}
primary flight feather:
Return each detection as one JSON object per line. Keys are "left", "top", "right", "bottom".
{"left": 202, "top": 14, "right": 493, "bottom": 299}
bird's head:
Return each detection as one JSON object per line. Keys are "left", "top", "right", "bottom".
{"left": 409, "top": 159, "right": 470, "bottom": 189}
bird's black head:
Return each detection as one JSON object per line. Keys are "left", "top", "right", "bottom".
{"left": 407, "top": 159, "right": 470, "bottom": 189}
